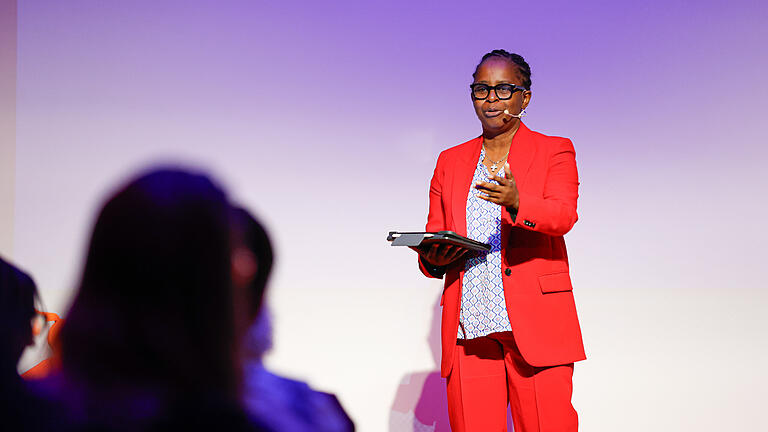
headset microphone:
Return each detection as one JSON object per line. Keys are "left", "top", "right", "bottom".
{"left": 503, "top": 109, "right": 526, "bottom": 118}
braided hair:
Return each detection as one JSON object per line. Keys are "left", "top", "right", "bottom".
{"left": 473, "top": 49, "right": 532, "bottom": 90}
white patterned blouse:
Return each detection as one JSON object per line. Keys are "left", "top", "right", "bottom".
{"left": 458, "top": 147, "right": 513, "bottom": 339}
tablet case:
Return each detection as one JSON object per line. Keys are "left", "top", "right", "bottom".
{"left": 387, "top": 230, "right": 491, "bottom": 252}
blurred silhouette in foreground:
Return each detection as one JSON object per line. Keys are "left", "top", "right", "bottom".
{"left": 44, "top": 168, "right": 259, "bottom": 431}
{"left": 0, "top": 256, "right": 63, "bottom": 430}
{"left": 231, "top": 207, "right": 355, "bottom": 432}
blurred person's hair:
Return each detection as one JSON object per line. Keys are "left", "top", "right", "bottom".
{"left": 0, "top": 257, "right": 39, "bottom": 370}
{"left": 230, "top": 206, "right": 273, "bottom": 318}
{"left": 59, "top": 168, "right": 237, "bottom": 396}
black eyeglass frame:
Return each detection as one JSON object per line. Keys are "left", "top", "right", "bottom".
{"left": 469, "top": 83, "right": 528, "bottom": 100}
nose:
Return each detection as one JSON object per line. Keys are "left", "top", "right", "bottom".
{"left": 486, "top": 88, "right": 499, "bottom": 102}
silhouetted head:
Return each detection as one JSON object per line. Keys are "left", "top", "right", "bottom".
{"left": 230, "top": 206, "right": 274, "bottom": 319}
{"left": 60, "top": 168, "right": 236, "bottom": 397}
{"left": 0, "top": 257, "right": 38, "bottom": 373}
{"left": 230, "top": 207, "right": 275, "bottom": 361}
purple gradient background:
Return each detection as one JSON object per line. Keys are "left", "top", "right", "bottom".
{"left": 11, "top": 1, "right": 768, "bottom": 430}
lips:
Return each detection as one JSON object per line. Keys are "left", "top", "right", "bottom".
{"left": 484, "top": 110, "right": 503, "bottom": 118}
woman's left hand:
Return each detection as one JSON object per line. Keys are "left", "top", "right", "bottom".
{"left": 475, "top": 162, "right": 520, "bottom": 209}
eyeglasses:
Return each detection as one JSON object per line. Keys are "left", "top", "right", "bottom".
{"left": 470, "top": 83, "right": 527, "bottom": 100}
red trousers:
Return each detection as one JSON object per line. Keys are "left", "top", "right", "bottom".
{"left": 446, "top": 332, "right": 578, "bottom": 432}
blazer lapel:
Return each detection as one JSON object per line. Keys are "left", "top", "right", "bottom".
{"left": 506, "top": 122, "right": 537, "bottom": 190}
{"left": 451, "top": 137, "right": 482, "bottom": 237}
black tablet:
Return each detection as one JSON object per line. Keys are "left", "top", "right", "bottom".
{"left": 387, "top": 230, "right": 491, "bottom": 252}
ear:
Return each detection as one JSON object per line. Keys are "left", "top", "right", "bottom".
{"left": 522, "top": 90, "right": 532, "bottom": 110}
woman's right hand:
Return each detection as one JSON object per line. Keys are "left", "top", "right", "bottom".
{"left": 411, "top": 243, "right": 468, "bottom": 267}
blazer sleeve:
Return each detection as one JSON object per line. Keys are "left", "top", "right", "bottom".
{"left": 418, "top": 152, "right": 448, "bottom": 279}
{"left": 505, "top": 138, "right": 579, "bottom": 237}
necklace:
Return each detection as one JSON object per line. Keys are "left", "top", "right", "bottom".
{"left": 483, "top": 146, "right": 509, "bottom": 172}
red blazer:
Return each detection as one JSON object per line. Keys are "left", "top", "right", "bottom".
{"left": 419, "top": 122, "right": 586, "bottom": 377}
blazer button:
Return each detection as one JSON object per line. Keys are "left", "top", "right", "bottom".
{"left": 504, "top": 268, "right": 512, "bottom": 276}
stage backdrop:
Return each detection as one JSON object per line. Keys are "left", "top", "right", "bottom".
{"left": 7, "top": 1, "right": 767, "bottom": 430}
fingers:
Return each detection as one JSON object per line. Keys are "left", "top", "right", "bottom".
{"left": 491, "top": 174, "right": 510, "bottom": 185}
{"left": 438, "top": 244, "right": 458, "bottom": 259}
{"left": 476, "top": 173, "right": 516, "bottom": 191}
{"left": 474, "top": 181, "right": 502, "bottom": 193}
{"left": 477, "top": 169, "right": 517, "bottom": 207}
{"left": 493, "top": 171, "right": 516, "bottom": 187}
{"left": 477, "top": 193, "right": 502, "bottom": 204}
{"left": 476, "top": 189, "right": 502, "bottom": 202}
{"left": 440, "top": 245, "right": 468, "bottom": 265}
{"left": 418, "top": 243, "right": 469, "bottom": 266}
{"left": 426, "top": 244, "right": 440, "bottom": 262}
{"left": 504, "top": 162, "right": 513, "bottom": 180}
{"left": 447, "top": 246, "right": 468, "bottom": 261}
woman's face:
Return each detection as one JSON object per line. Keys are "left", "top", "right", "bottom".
{"left": 471, "top": 57, "right": 531, "bottom": 134}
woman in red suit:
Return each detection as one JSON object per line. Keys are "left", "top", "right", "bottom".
{"left": 414, "top": 50, "right": 585, "bottom": 431}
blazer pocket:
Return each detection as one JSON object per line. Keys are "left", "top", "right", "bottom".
{"left": 538, "top": 271, "right": 574, "bottom": 294}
